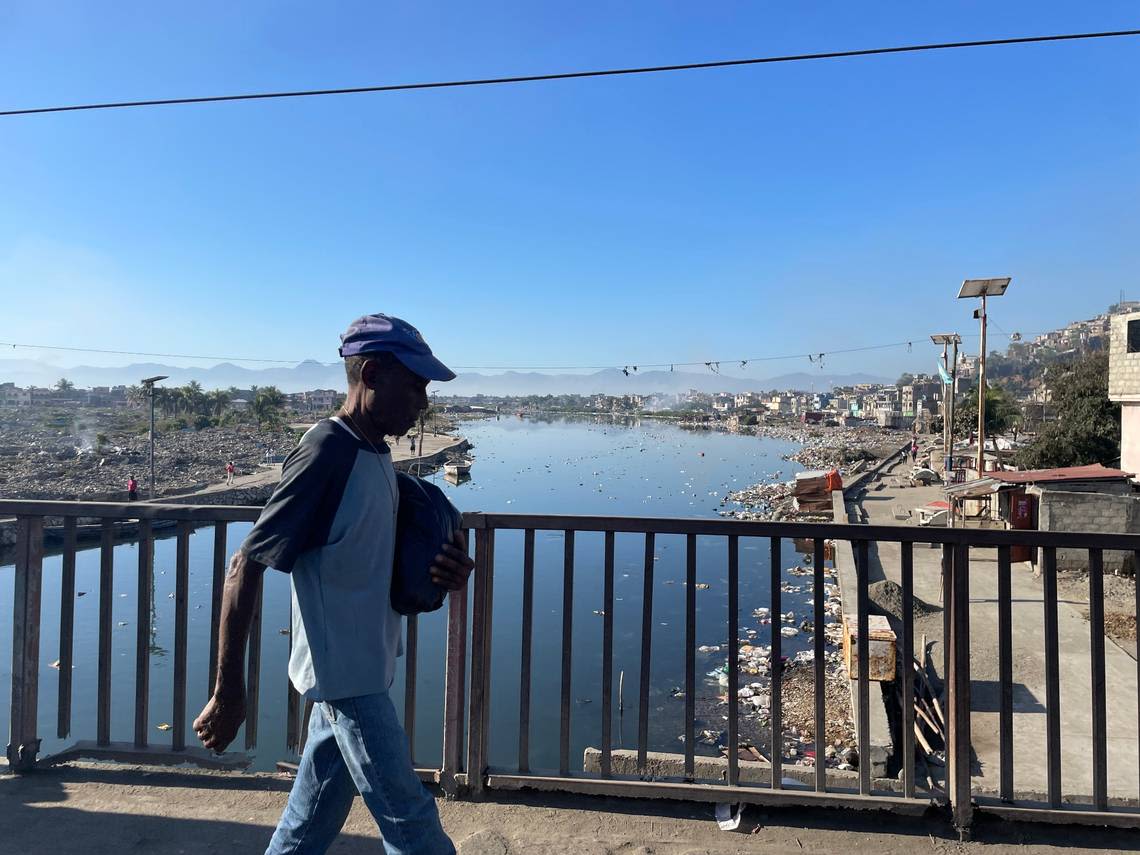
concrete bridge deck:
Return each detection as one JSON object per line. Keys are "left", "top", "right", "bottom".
{"left": 1, "top": 762, "right": 1135, "bottom": 854}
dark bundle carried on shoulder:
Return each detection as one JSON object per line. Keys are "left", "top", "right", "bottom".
{"left": 391, "top": 472, "right": 463, "bottom": 615}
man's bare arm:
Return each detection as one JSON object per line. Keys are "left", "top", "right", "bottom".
{"left": 192, "top": 548, "right": 265, "bottom": 752}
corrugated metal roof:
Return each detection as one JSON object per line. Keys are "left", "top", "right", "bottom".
{"left": 989, "top": 464, "right": 1133, "bottom": 484}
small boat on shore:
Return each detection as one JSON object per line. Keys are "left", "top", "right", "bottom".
{"left": 443, "top": 457, "right": 473, "bottom": 477}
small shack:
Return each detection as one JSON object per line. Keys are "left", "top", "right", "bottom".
{"left": 946, "top": 464, "right": 1139, "bottom": 569}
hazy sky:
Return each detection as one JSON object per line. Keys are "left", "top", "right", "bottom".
{"left": 1, "top": 2, "right": 1138, "bottom": 379}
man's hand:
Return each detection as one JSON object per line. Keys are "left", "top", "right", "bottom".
{"left": 430, "top": 529, "right": 475, "bottom": 590}
{"left": 193, "top": 689, "right": 246, "bottom": 753}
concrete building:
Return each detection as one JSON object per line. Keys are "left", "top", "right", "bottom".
{"left": 1109, "top": 311, "right": 1140, "bottom": 479}
{"left": 0, "top": 383, "right": 31, "bottom": 407}
{"left": 900, "top": 380, "right": 941, "bottom": 418}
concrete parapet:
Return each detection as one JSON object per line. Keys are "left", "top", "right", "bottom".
{"left": 831, "top": 489, "right": 896, "bottom": 779}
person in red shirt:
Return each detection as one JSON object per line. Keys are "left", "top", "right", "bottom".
{"left": 127, "top": 476, "right": 138, "bottom": 502}
{"left": 226, "top": 461, "right": 235, "bottom": 485}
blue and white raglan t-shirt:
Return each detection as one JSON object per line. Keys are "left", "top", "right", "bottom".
{"left": 241, "top": 417, "right": 403, "bottom": 701}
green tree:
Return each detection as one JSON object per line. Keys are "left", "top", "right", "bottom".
{"left": 954, "top": 385, "right": 1021, "bottom": 439}
{"left": 207, "top": 388, "right": 232, "bottom": 417}
{"left": 1016, "top": 354, "right": 1119, "bottom": 469}
{"left": 181, "top": 380, "right": 207, "bottom": 417}
{"left": 55, "top": 377, "right": 75, "bottom": 392}
{"left": 252, "top": 386, "right": 286, "bottom": 430}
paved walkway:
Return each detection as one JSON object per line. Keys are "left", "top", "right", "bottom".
{"left": 856, "top": 460, "right": 1140, "bottom": 805}
{"left": 1, "top": 762, "right": 1136, "bottom": 854}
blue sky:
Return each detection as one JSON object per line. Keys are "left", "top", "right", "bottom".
{"left": 1, "top": 2, "right": 1137, "bottom": 380}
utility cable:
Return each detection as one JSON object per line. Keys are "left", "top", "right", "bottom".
{"left": 0, "top": 333, "right": 1011, "bottom": 372}
{"left": 2, "top": 29, "right": 1137, "bottom": 117}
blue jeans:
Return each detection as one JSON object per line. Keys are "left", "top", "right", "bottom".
{"left": 266, "top": 692, "right": 454, "bottom": 854}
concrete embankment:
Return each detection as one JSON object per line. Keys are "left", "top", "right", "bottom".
{"left": 829, "top": 440, "right": 912, "bottom": 779}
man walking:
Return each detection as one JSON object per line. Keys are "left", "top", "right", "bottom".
{"left": 127, "top": 475, "right": 138, "bottom": 502}
{"left": 225, "top": 460, "right": 235, "bottom": 485}
{"left": 193, "top": 314, "right": 472, "bottom": 854}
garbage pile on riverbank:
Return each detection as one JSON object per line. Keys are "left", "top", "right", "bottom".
{"left": 718, "top": 425, "right": 895, "bottom": 522}
{"left": 0, "top": 410, "right": 298, "bottom": 500}
{"left": 690, "top": 562, "right": 857, "bottom": 769}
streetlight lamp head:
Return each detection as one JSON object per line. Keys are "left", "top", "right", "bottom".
{"left": 957, "top": 277, "right": 1011, "bottom": 299}
{"left": 141, "top": 375, "right": 168, "bottom": 385}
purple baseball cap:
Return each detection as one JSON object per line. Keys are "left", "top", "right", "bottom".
{"left": 338, "top": 314, "right": 456, "bottom": 381}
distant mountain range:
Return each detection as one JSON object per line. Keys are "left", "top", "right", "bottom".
{"left": 0, "top": 358, "right": 889, "bottom": 396}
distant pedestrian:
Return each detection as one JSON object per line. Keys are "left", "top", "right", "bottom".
{"left": 127, "top": 475, "right": 138, "bottom": 502}
{"left": 409, "top": 435, "right": 416, "bottom": 454}
{"left": 910, "top": 440, "right": 918, "bottom": 463}
{"left": 226, "top": 461, "right": 235, "bottom": 485}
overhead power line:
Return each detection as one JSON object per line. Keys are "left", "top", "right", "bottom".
{"left": 1, "top": 333, "right": 1024, "bottom": 373}
{"left": 2, "top": 29, "right": 1138, "bottom": 118}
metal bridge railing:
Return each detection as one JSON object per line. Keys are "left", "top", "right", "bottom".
{"left": 5, "top": 499, "right": 1140, "bottom": 833}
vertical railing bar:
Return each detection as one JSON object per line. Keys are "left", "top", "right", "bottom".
{"left": 7, "top": 516, "right": 44, "bottom": 772}
{"left": 208, "top": 521, "right": 227, "bottom": 698}
{"left": 1042, "top": 546, "right": 1061, "bottom": 809}
{"left": 518, "top": 529, "right": 535, "bottom": 773}
{"left": 1088, "top": 547, "right": 1107, "bottom": 812}
{"left": 997, "top": 544, "right": 1013, "bottom": 802}
{"left": 133, "top": 520, "right": 153, "bottom": 748}
{"left": 286, "top": 597, "right": 300, "bottom": 754}
{"left": 684, "top": 533, "right": 696, "bottom": 779}
{"left": 440, "top": 529, "right": 470, "bottom": 796}
{"left": 172, "top": 520, "right": 191, "bottom": 752}
{"left": 243, "top": 566, "right": 263, "bottom": 752}
{"left": 57, "top": 517, "right": 77, "bottom": 739}
{"left": 405, "top": 613, "right": 418, "bottom": 759}
{"left": 466, "top": 527, "right": 490, "bottom": 793}
{"left": 941, "top": 543, "right": 952, "bottom": 712}
{"left": 1136, "top": 549, "right": 1140, "bottom": 807}
{"left": 856, "top": 539, "right": 871, "bottom": 796}
{"left": 298, "top": 698, "right": 314, "bottom": 754}
{"left": 637, "top": 532, "right": 654, "bottom": 773}
{"left": 479, "top": 529, "right": 495, "bottom": 780}
{"left": 950, "top": 541, "right": 973, "bottom": 831}
{"left": 97, "top": 518, "right": 114, "bottom": 747}
{"left": 560, "top": 530, "right": 575, "bottom": 776}
{"left": 727, "top": 535, "right": 739, "bottom": 787}
{"left": 601, "top": 531, "right": 615, "bottom": 778}
{"left": 770, "top": 536, "right": 782, "bottom": 790}
{"left": 901, "top": 540, "right": 915, "bottom": 800}
{"left": 813, "top": 537, "right": 826, "bottom": 793}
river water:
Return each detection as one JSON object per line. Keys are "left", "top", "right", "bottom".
{"left": 1, "top": 416, "right": 812, "bottom": 772}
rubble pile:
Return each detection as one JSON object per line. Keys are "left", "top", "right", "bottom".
{"left": 0, "top": 408, "right": 298, "bottom": 499}
{"left": 719, "top": 426, "right": 893, "bottom": 522}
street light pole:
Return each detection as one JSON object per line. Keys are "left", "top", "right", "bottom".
{"left": 931, "top": 333, "right": 962, "bottom": 523}
{"left": 976, "top": 293, "right": 988, "bottom": 478}
{"left": 141, "top": 375, "right": 168, "bottom": 500}
{"left": 957, "top": 278, "right": 1011, "bottom": 479}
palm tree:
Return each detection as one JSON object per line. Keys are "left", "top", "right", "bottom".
{"left": 252, "top": 386, "right": 286, "bottom": 430}
{"left": 182, "top": 381, "right": 206, "bottom": 417}
{"left": 55, "top": 377, "right": 75, "bottom": 392}
{"left": 207, "top": 389, "right": 232, "bottom": 418}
